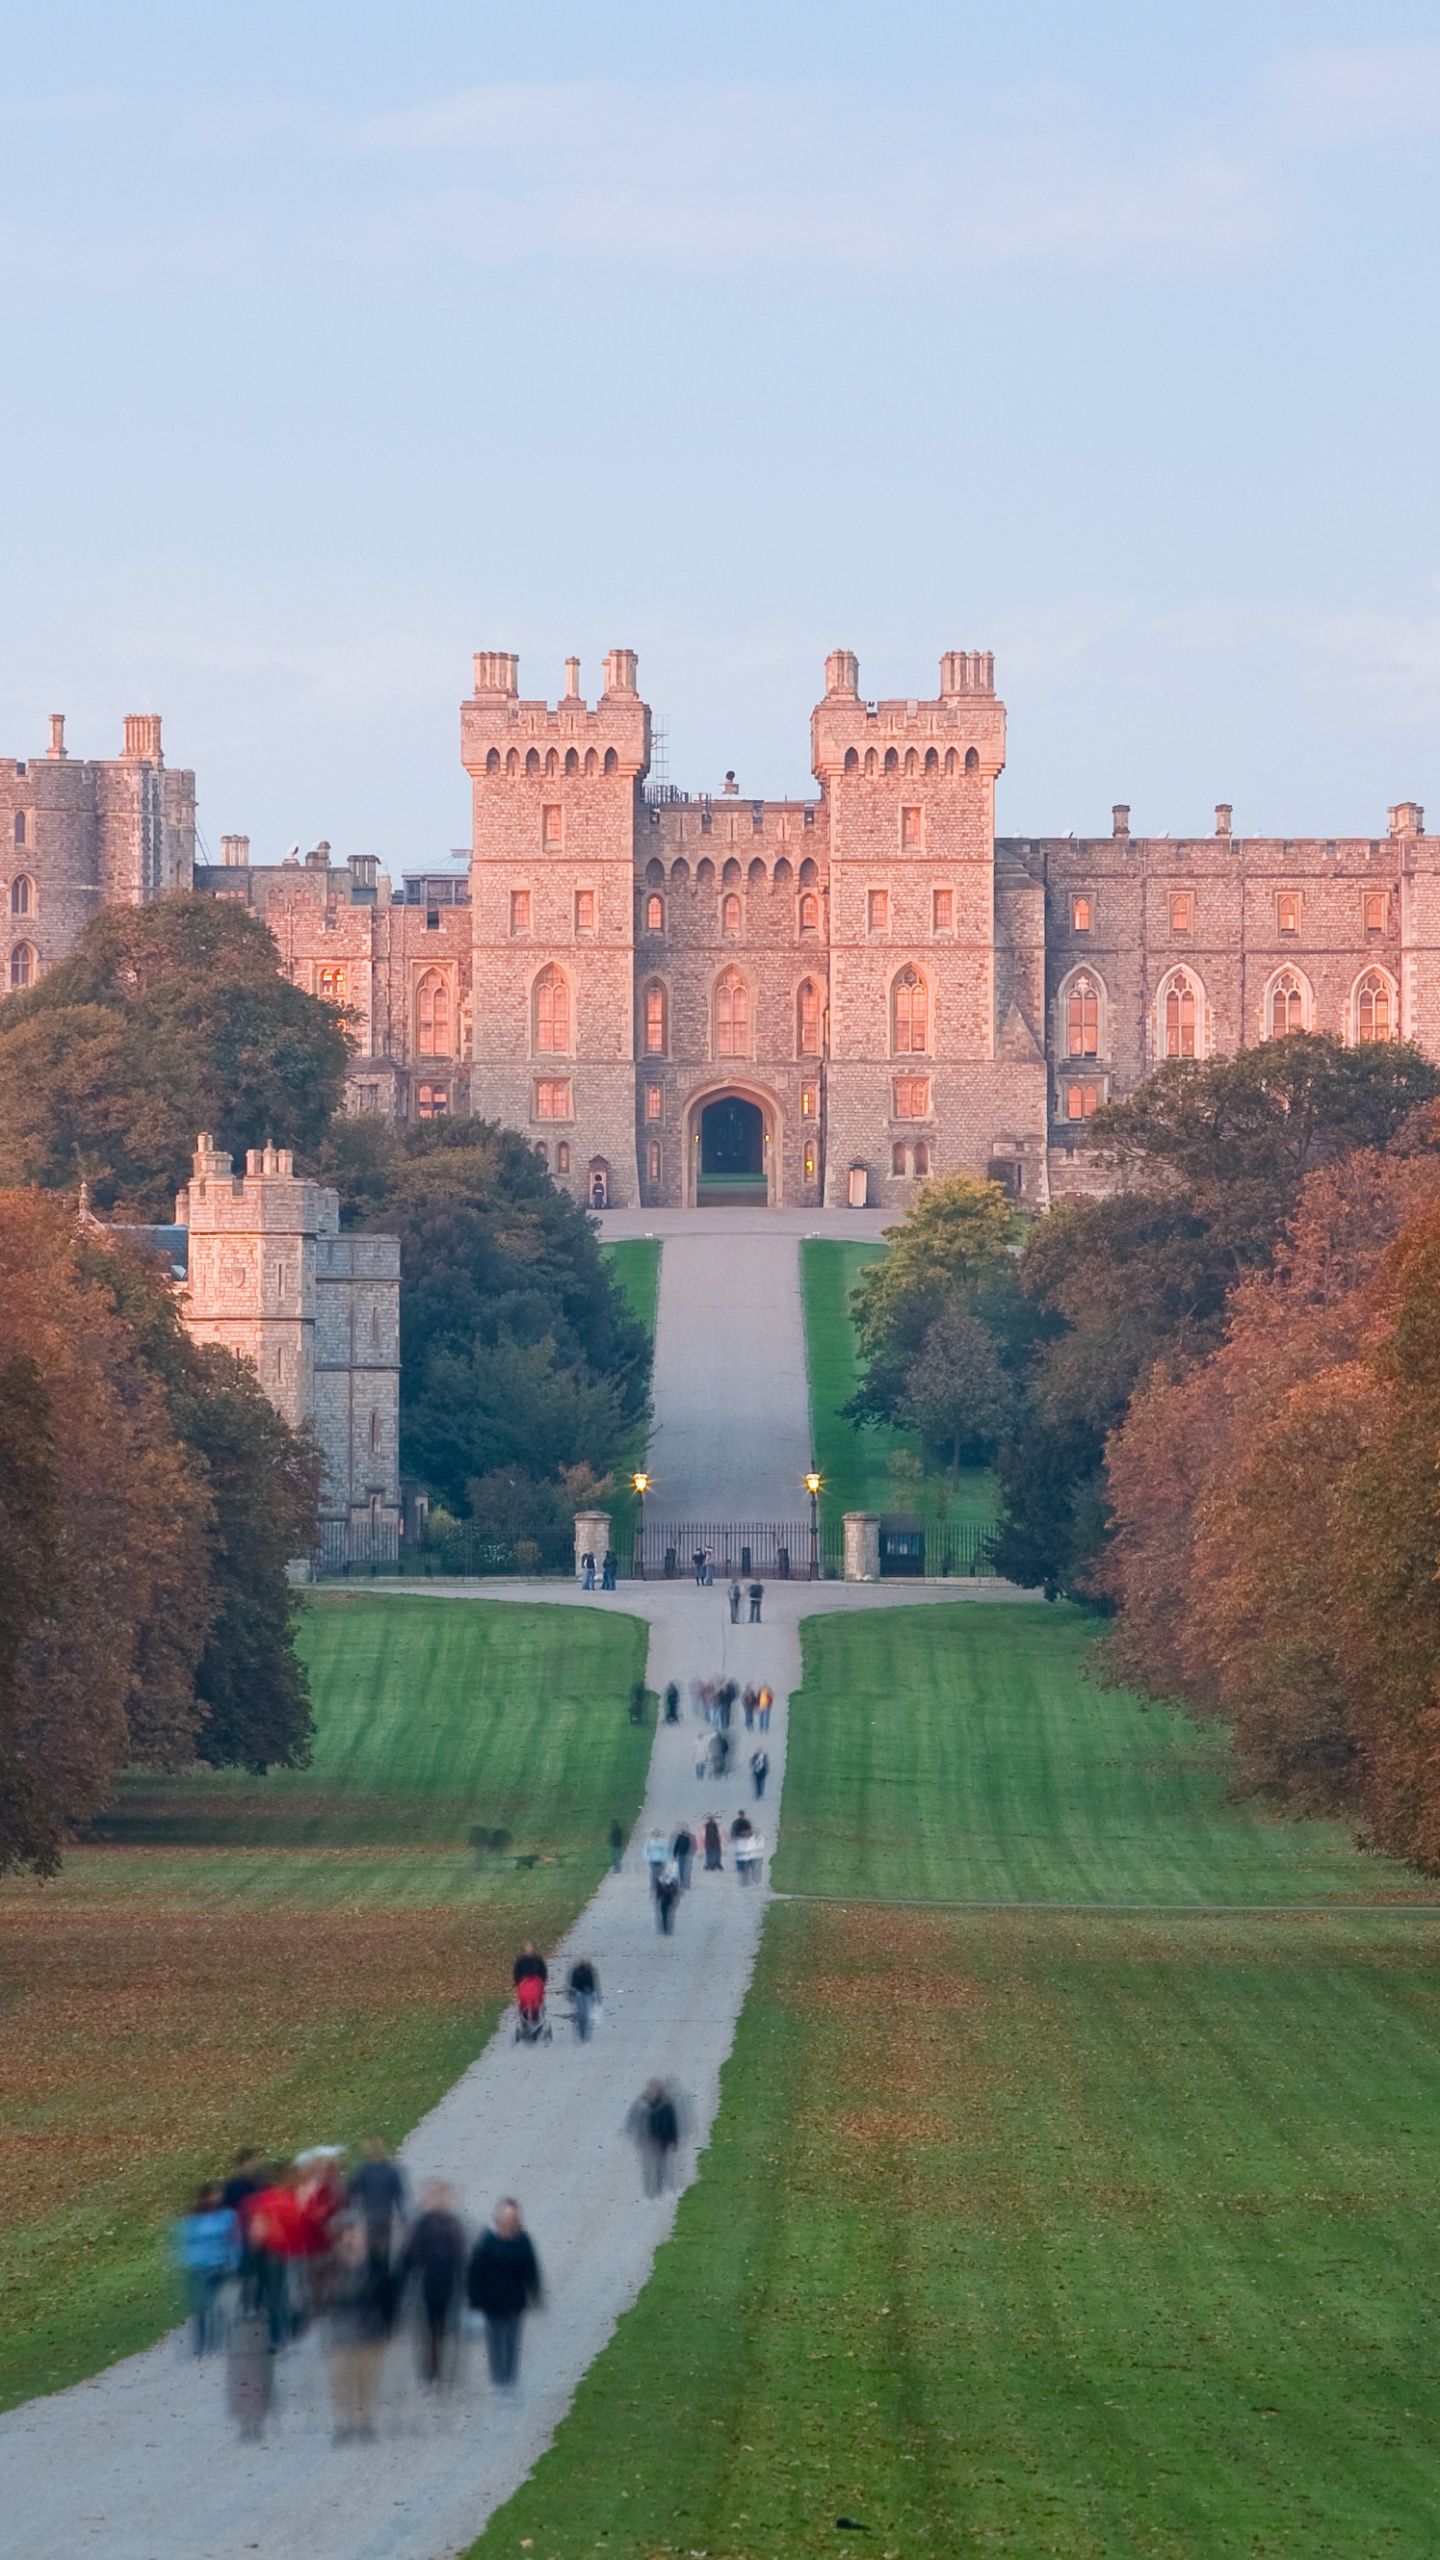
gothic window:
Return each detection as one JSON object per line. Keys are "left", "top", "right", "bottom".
{"left": 1276, "top": 891, "right": 1301, "bottom": 936}
{"left": 904, "top": 748, "right": 918, "bottom": 777}
{"left": 722, "top": 892, "right": 742, "bottom": 934}
{"left": 574, "top": 888, "right": 595, "bottom": 935}
{"left": 534, "top": 964, "right": 571, "bottom": 1054}
{"left": 485, "top": 747, "right": 500, "bottom": 774}
{"left": 933, "top": 888, "right": 953, "bottom": 932}
{"left": 892, "top": 967, "right": 928, "bottom": 1054}
{"left": 510, "top": 889, "right": 531, "bottom": 934}
{"left": 883, "top": 748, "right": 899, "bottom": 774}
{"left": 603, "top": 747, "right": 617, "bottom": 773}
{"left": 798, "top": 979, "right": 822, "bottom": 1056}
{"left": 892, "top": 1077, "right": 931, "bottom": 1119}
{"left": 964, "top": 747, "right": 978, "bottom": 774}
{"left": 1269, "top": 970, "right": 1306, "bottom": 1038}
{"left": 13, "top": 811, "right": 25, "bottom": 845}
{"left": 584, "top": 748, "right": 597, "bottom": 776}
{"left": 545, "top": 749, "right": 558, "bottom": 777}
{"left": 645, "top": 1082, "right": 663, "bottom": 1120}
{"left": 913, "top": 1140, "right": 930, "bottom": 1176}
{"left": 1364, "top": 891, "right": 1387, "bottom": 935}
{"left": 643, "top": 981, "right": 667, "bottom": 1055}
{"left": 1171, "top": 892, "right": 1194, "bottom": 936}
{"left": 801, "top": 1083, "right": 819, "bottom": 1118}
{"left": 1162, "top": 971, "right": 1198, "bottom": 1058}
{"left": 892, "top": 1142, "right": 908, "bottom": 1175}
{"left": 415, "top": 969, "right": 451, "bottom": 1055}
{"left": 646, "top": 893, "right": 664, "bottom": 931}
{"left": 506, "top": 748, "right": 519, "bottom": 775}
{"left": 1066, "top": 974, "right": 1100, "bottom": 1058}
{"left": 803, "top": 1138, "right": 817, "bottom": 1182}
{"left": 799, "top": 891, "right": 819, "bottom": 934}
{"left": 8, "top": 942, "right": 33, "bottom": 990}
{"left": 525, "top": 748, "right": 540, "bottom": 775}
{"left": 868, "top": 888, "right": 889, "bottom": 933}
{"left": 647, "top": 1139, "right": 662, "bottom": 1185}
{"left": 534, "top": 1078, "right": 573, "bottom": 1119}
{"left": 542, "top": 803, "right": 562, "bottom": 850}
{"left": 1071, "top": 895, "right": 1092, "bottom": 932}
{"left": 556, "top": 1141, "right": 571, "bottom": 1172}
{"left": 564, "top": 747, "right": 578, "bottom": 774}
{"left": 901, "top": 805, "right": 922, "bottom": 849}
{"left": 924, "top": 748, "right": 938, "bottom": 775}
{"left": 10, "top": 874, "right": 34, "bottom": 917}
{"left": 1354, "top": 971, "right": 1396, "bottom": 1043}
{"left": 715, "top": 969, "right": 750, "bottom": 1057}
{"left": 317, "top": 963, "right": 347, "bottom": 1004}
{"left": 535, "top": 1141, "right": 549, "bottom": 1167}
{"left": 844, "top": 747, "right": 858, "bottom": 772}
{"left": 863, "top": 748, "right": 877, "bottom": 776}
{"left": 417, "top": 1081, "right": 449, "bottom": 1116}
{"left": 1066, "top": 1081, "right": 1101, "bottom": 1120}
{"left": 944, "top": 748, "right": 958, "bottom": 776}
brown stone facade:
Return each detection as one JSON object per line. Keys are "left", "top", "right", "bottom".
{"left": 6, "top": 666, "right": 1437, "bottom": 1216}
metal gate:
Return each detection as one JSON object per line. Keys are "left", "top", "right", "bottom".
{"left": 631, "top": 1521, "right": 820, "bottom": 1581}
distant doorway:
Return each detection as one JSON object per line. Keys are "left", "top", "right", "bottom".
{"left": 697, "top": 1095, "right": 768, "bottom": 1205}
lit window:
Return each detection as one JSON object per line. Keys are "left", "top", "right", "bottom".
{"left": 645, "top": 1083, "right": 663, "bottom": 1120}
{"left": 534, "top": 965, "right": 571, "bottom": 1054}
{"left": 556, "top": 1141, "right": 570, "bottom": 1173}
{"left": 542, "top": 804, "right": 562, "bottom": 850}
{"left": 799, "top": 891, "right": 819, "bottom": 934}
{"left": 932, "top": 889, "right": 953, "bottom": 932}
{"left": 1364, "top": 892, "right": 1387, "bottom": 936}
{"left": 417, "top": 1081, "right": 449, "bottom": 1117}
{"left": 798, "top": 980, "right": 822, "bottom": 1055}
{"left": 803, "top": 1140, "right": 817, "bottom": 1181}
{"left": 647, "top": 1139, "right": 661, "bottom": 1185}
{"left": 868, "top": 889, "right": 889, "bottom": 933}
{"left": 722, "top": 892, "right": 742, "bottom": 934}
{"left": 1066, "top": 1082, "right": 1101, "bottom": 1120}
{"left": 1269, "top": 971, "right": 1305, "bottom": 1037}
{"left": 1355, "top": 973, "right": 1395, "bottom": 1043}
{"left": 801, "top": 1083, "right": 819, "bottom": 1119}
{"left": 913, "top": 1141, "right": 930, "bottom": 1177}
{"left": 893, "top": 967, "right": 928, "bottom": 1054}
{"left": 1164, "top": 973, "right": 1197, "bottom": 1058}
{"left": 901, "top": 806, "right": 922, "bottom": 850}
{"left": 1277, "top": 891, "right": 1300, "bottom": 936}
{"left": 415, "top": 968, "right": 450, "bottom": 1055}
{"left": 893, "top": 1077, "right": 931, "bottom": 1119}
{"left": 575, "top": 888, "right": 596, "bottom": 935}
{"left": 510, "top": 889, "right": 531, "bottom": 935}
{"left": 317, "top": 963, "right": 347, "bottom": 1005}
{"left": 646, "top": 894, "right": 664, "bottom": 931}
{"left": 1066, "top": 975, "right": 1099, "bottom": 1058}
{"left": 10, "top": 874, "right": 33, "bottom": 917}
{"left": 892, "top": 1141, "right": 908, "bottom": 1175}
{"left": 715, "top": 970, "right": 749, "bottom": 1056}
{"left": 1072, "top": 895, "right": 1092, "bottom": 933}
{"left": 535, "top": 1078, "right": 573, "bottom": 1119}
{"left": 644, "top": 983, "right": 666, "bottom": 1054}
{"left": 1171, "top": 892, "right": 1193, "bottom": 936}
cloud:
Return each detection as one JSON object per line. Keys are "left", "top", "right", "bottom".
{"left": 1270, "top": 43, "right": 1440, "bottom": 145}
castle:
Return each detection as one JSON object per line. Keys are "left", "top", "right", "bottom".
{"left": 4, "top": 652, "right": 1435, "bottom": 1212}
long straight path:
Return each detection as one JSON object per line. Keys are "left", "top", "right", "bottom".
{"left": 641, "top": 1216, "right": 814, "bottom": 1519}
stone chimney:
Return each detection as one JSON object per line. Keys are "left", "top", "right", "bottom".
{"left": 122, "top": 714, "right": 163, "bottom": 763}
{"left": 564, "top": 656, "right": 581, "bottom": 699}
{"left": 1389, "top": 801, "right": 1425, "bottom": 838}
{"left": 473, "top": 652, "right": 519, "bottom": 697}
{"left": 1215, "top": 803, "right": 1233, "bottom": 836}
{"left": 191, "top": 1134, "right": 234, "bottom": 1182}
{"left": 825, "top": 648, "right": 859, "bottom": 699}
{"left": 47, "top": 713, "right": 66, "bottom": 760}
{"left": 220, "top": 833, "right": 250, "bottom": 867}
{"left": 1112, "top": 804, "right": 1131, "bottom": 838}
{"left": 602, "top": 647, "right": 639, "bottom": 697}
{"left": 939, "top": 650, "right": 995, "bottom": 699}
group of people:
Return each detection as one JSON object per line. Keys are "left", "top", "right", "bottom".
{"left": 174, "top": 2137, "right": 542, "bottom": 2443}
{"left": 578, "top": 1548, "right": 618, "bottom": 1591}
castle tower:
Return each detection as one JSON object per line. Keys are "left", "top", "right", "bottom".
{"left": 811, "top": 651, "right": 1048, "bottom": 1207}
{"left": 1, "top": 713, "right": 195, "bottom": 998}
{"left": 463, "top": 649, "right": 647, "bottom": 1205}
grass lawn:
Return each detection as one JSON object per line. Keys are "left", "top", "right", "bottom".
{"left": 0, "top": 1593, "right": 649, "bottom": 2414}
{"left": 801, "top": 1238, "right": 995, "bottom": 1538}
{"left": 602, "top": 1234, "right": 662, "bottom": 1342}
{"left": 473, "top": 1603, "right": 1440, "bottom": 2560}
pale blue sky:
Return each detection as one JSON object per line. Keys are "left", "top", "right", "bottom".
{"left": 2, "top": 2, "right": 1438, "bottom": 861}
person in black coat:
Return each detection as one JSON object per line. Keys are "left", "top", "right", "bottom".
{"left": 467, "top": 2200, "right": 543, "bottom": 2387}
{"left": 401, "top": 2181, "right": 468, "bottom": 2387}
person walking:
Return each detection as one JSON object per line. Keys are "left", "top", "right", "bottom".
{"left": 672, "top": 1821, "right": 695, "bottom": 1889}
{"left": 703, "top": 1812, "right": 723, "bottom": 1872}
{"left": 580, "top": 1551, "right": 596, "bottom": 1591}
{"left": 401, "top": 2182, "right": 467, "bottom": 2390}
{"left": 702, "top": 1546, "right": 715, "bottom": 1586}
{"left": 174, "top": 2183, "right": 240, "bottom": 2357}
{"left": 757, "top": 1684, "right": 773, "bottom": 1732}
{"left": 694, "top": 1731, "right": 709, "bottom": 1782}
{"left": 748, "top": 1579, "right": 763, "bottom": 1623}
{"left": 467, "top": 2201, "right": 542, "bottom": 2388}
{"left": 655, "top": 1862, "right": 680, "bottom": 1934}
{"left": 692, "top": 1547, "right": 705, "bottom": 1586}
{"left": 602, "top": 1549, "right": 617, "bottom": 1590}
{"left": 608, "top": 1818, "right": 626, "bottom": 1873}
{"left": 737, "top": 1826, "right": 765, "bottom": 1886}
{"left": 728, "top": 1579, "right": 742, "bottom": 1624}
{"left": 750, "top": 1746, "right": 769, "bottom": 1799}
{"left": 325, "top": 2220, "right": 392, "bottom": 2441}
{"left": 513, "top": 1942, "right": 549, "bottom": 1993}
{"left": 664, "top": 1681, "right": 680, "bottom": 1724}
{"left": 346, "top": 2135, "right": 408, "bottom": 2335}
{"left": 626, "top": 2080, "right": 682, "bottom": 2198}
{"left": 568, "top": 1954, "right": 600, "bottom": 2040}
{"left": 742, "top": 1685, "right": 758, "bottom": 1730}
{"left": 643, "top": 1826, "right": 669, "bottom": 1895}
{"left": 629, "top": 1680, "right": 648, "bottom": 1726}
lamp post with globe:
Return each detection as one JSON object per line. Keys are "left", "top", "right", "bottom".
{"left": 632, "top": 1471, "right": 650, "bottom": 1579}
{"left": 805, "top": 1470, "right": 822, "bottom": 1580}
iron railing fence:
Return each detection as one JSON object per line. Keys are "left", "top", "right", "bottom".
{"left": 632, "top": 1521, "right": 821, "bottom": 1581}
{"left": 312, "top": 1514, "right": 1001, "bottom": 1582}
{"left": 877, "top": 1515, "right": 998, "bottom": 1578}
{"left": 313, "top": 1520, "right": 574, "bottom": 1580}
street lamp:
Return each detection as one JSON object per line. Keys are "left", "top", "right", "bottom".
{"left": 632, "top": 1471, "right": 650, "bottom": 1580}
{"left": 805, "top": 1470, "right": 822, "bottom": 1580}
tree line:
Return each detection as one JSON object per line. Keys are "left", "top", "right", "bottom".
{"left": 845, "top": 1034, "right": 1440, "bottom": 1864}
{"left": 0, "top": 894, "right": 651, "bottom": 1873}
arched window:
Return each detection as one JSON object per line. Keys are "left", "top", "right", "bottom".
{"left": 964, "top": 746, "right": 979, "bottom": 774}
{"left": 924, "top": 747, "right": 938, "bottom": 774}
{"left": 863, "top": 748, "right": 877, "bottom": 776}
{"left": 892, "top": 966, "right": 928, "bottom": 1055}
{"left": 415, "top": 969, "right": 450, "bottom": 1055}
{"left": 1268, "top": 969, "right": 1308, "bottom": 1038}
{"left": 506, "top": 748, "right": 519, "bottom": 775}
{"left": 883, "top": 747, "right": 899, "bottom": 774}
{"left": 646, "top": 893, "right": 664, "bottom": 931}
{"left": 603, "top": 747, "right": 617, "bottom": 773}
{"left": 485, "top": 747, "right": 500, "bottom": 774}
{"left": 913, "top": 1140, "right": 930, "bottom": 1177}
{"left": 564, "top": 747, "right": 578, "bottom": 774}
{"left": 1162, "top": 971, "right": 1198, "bottom": 1058}
{"left": 1071, "top": 895, "right": 1091, "bottom": 933}
{"left": 534, "top": 964, "right": 571, "bottom": 1055}
{"left": 535, "top": 1140, "right": 549, "bottom": 1167}
{"left": 545, "top": 748, "right": 558, "bottom": 777}
{"left": 798, "top": 979, "right": 822, "bottom": 1055}
{"left": 903, "top": 748, "right": 917, "bottom": 776}
{"left": 317, "top": 963, "right": 347, "bottom": 1005}
{"left": 647, "top": 1139, "right": 661, "bottom": 1186}
{"left": 722, "top": 891, "right": 742, "bottom": 934}
{"left": 1355, "top": 970, "right": 1396, "bottom": 1043}
{"left": 715, "top": 969, "right": 750, "bottom": 1057}
{"left": 9, "top": 942, "right": 35, "bottom": 989}
{"left": 748, "top": 856, "right": 766, "bottom": 887}
{"left": 643, "top": 981, "right": 667, "bottom": 1054}
{"left": 416, "top": 1080, "right": 449, "bottom": 1116}
{"left": 10, "top": 874, "right": 34, "bottom": 918}
{"left": 525, "top": 748, "right": 540, "bottom": 775}
{"left": 556, "top": 1141, "right": 571, "bottom": 1174}
{"left": 944, "top": 748, "right": 957, "bottom": 775}
{"left": 1066, "top": 974, "right": 1099, "bottom": 1058}
{"left": 583, "top": 748, "right": 597, "bottom": 776}
{"left": 799, "top": 891, "right": 819, "bottom": 934}
{"left": 892, "top": 1142, "right": 908, "bottom": 1176}
{"left": 13, "top": 811, "right": 25, "bottom": 846}
{"left": 844, "top": 747, "right": 858, "bottom": 772}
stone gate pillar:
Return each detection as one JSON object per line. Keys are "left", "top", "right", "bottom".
{"left": 574, "top": 1510, "right": 610, "bottom": 1580}
{"left": 843, "top": 1512, "right": 881, "bottom": 1581}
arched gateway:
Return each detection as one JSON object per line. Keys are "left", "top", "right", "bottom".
{"left": 691, "top": 1090, "right": 775, "bottom": 1205}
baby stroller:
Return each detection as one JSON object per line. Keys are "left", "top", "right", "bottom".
{"left": 514, "top": 1973, "right": 551, "bottom": 2044}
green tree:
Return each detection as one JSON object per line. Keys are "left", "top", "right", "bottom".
{"left": 898, "top": 1298, "right": 1013, "bottom": 1480}
{"left": 845, "top": 1173, "right": 1016, "bottom": 1428}
{"left": 0, "top": 893, "right": 352, "bottom": 1216}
